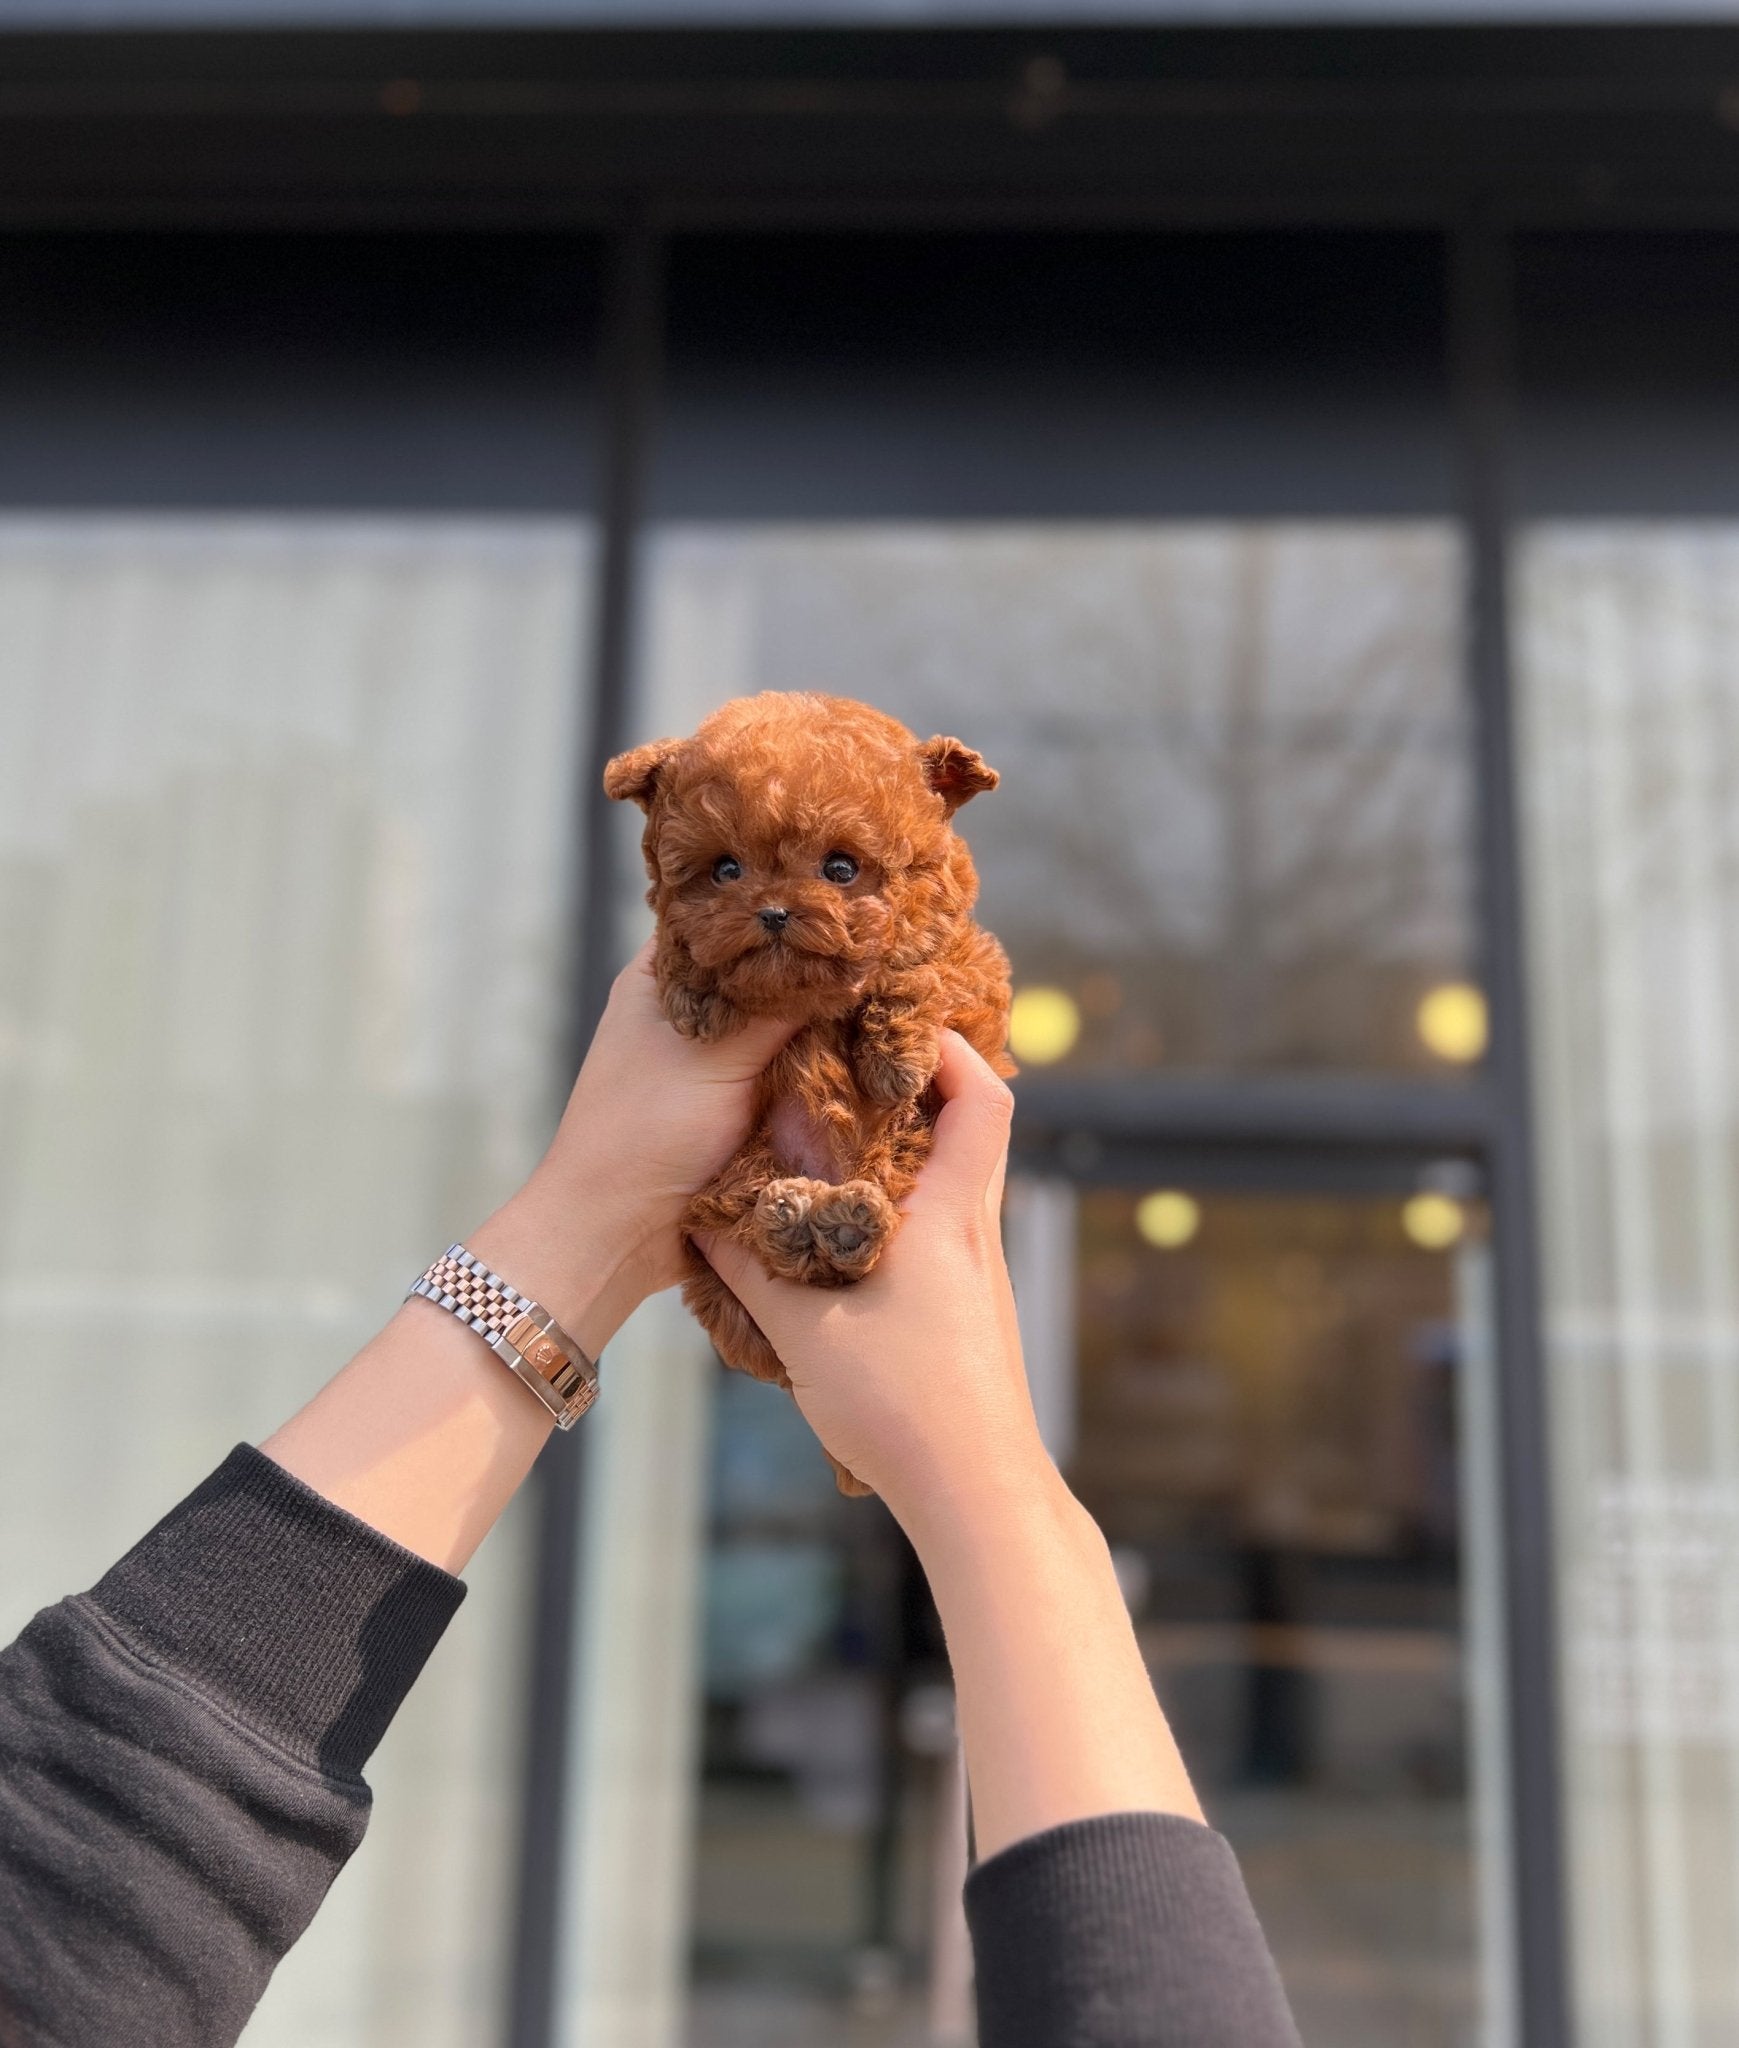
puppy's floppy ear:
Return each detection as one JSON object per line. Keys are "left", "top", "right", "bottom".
{"left": 604, "top": 738, "right": 681, "bottom": 812}
{"left": 918, "top": 735, "right": 998, "bottom": 816}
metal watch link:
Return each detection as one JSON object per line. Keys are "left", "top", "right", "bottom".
{"left": 406, "top": 1243, "right": 599, "bottom": 1429}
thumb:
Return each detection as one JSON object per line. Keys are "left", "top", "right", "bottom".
{"left": 702, "top": 1009, "right": 801, "bottom": 1084}
{"left": 916, "top": 1031, "right": 1015, "bottom": 1211}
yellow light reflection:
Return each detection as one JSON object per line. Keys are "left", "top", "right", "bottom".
{"left": 1417, "top": 982, "right": 1488, "bottom": 1064}
{"left": 1008, "top": 985, "right": 1081, "bottom": 1065}
{"left": 1402, "top": 1193, "right": 1466, "bottom": 1250}
{"left": 1135, "top": 1190, "right": 1201, "bottom": 1250}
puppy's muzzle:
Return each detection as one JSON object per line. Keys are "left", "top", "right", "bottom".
{"left": 758, "top": 906, "right": 790, "bottom": 934}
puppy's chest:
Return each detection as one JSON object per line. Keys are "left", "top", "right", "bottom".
{"left": 760, "top": 1021, "right": 867, "bottom": 1183}
{"left": 765, "top": 1095, "right": 848, "bottom": 1183}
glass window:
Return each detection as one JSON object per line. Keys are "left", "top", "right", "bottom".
{"left": 0, "top": 226, "right": 602, "bottom": 2048}
{"left": 0, "top": 515, "right": 592, "bottom": 2046}
{"left": 687, "top": 1372, "right": 916, "bottom": 2029}
{"left": 1514, "top": 233, "right": 1739, "bottom": 2041}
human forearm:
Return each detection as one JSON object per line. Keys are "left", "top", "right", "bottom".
{"left": 909, "top": 1415, "right": 1301, "bottom": 2048}
{"left": 0, "top": 942, "right": 796, "bottom": 2042}
{"left": 904, "top": 1462, "right": 1203, "bottom": 1861}
{"left": 261, "top": 1175, "right": 642, "bottom": 1575}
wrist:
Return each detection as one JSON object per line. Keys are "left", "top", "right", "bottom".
{"left": 465, "top": 1175, "right": 648, "bottom": 1364}
{"left": 890, "top": 1433, "right": 1089, "bottom": 1581}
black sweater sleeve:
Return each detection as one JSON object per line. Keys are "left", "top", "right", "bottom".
{"left": 0, "top": 1446, "right": 464, "bottom": 2048}
{"left": 965, "top": 1810, "right": 1304, "bottom": 2048}
{"left": 1, "top": 1447, "right": 1298, "bottom": 2048}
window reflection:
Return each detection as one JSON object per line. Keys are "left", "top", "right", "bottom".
{"left": 1515, "top": 521, "right": 1739, "bottom": 2039}
{"left": 0, "top": 516, "right": 591, "bottom": 2048}
{"left": 687, "top": 1373, "right": 935, "bottom": 2041}
{"left": 642, "top": 523, "right": 1473, "bottom": 1075}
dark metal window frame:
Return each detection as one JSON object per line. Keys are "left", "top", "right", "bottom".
{"left": 19, "top": 26, "right": 1739, "bottom": 2047}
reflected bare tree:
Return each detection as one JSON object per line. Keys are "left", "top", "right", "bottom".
{"left": 649, "top": 523, "right": 1471, "bottom": 1073}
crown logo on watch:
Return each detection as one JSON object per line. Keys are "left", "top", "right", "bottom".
{"left": 505, "top": 1315, "right": 568, "bottom": 1375}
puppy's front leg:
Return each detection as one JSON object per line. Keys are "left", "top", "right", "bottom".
{"left": 686, "top": 1141, "right": 784, "bottom": 1236}
{"left": 852, "top": 972, "right": 944, "bottom": 1105}
{"left": 652, "top": 932, "right": 750, "bottom": 1042}
{"left": 665, "top": 983, "right": 750, "bottom": 1043}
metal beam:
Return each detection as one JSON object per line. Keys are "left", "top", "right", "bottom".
{"left": 1449, "top": 218, "right": 1573, "bottom": 2048}
{"left": 1014, "top": 1070, "right": 1494, "bottom": 1152}
{"left": 505, "top": 212, "right": 665, "bottom": 2048}
{"left": 3, "top": 24, "right": 1739, "bottom": 230}
{"left": 1009, "top": 1140, "right": 1483, "bottom": 1198}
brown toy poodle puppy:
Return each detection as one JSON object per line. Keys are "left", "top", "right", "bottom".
{"left": 606, "top": 691, "right": 1015, "bottom": 1494}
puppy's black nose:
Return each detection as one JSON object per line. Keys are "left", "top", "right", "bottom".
{"left": 759, "top": 906, "right": 790, "bottom": 934}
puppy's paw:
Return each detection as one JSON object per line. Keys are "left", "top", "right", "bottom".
{"left": 751, "top": 1176, "right": 897, "bottom": 1285}
{"left": 856, "top": 1046, "right": 936, "bottom": 1107}
{"left": 752, "top": 1177, "right": 830, "bottom": 1280}
{"left": 665, "top": 982, "right": 745, "bottom": 1042}
{"left": 808, "top": 1180, "right": 897, "bottom": 1281}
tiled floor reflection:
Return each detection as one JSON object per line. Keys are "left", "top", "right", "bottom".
{"left": 688, "top": 1784, "right": 1475, "bottom": 2047}
{"left": 690, "top": 1987, "right": 932, "bottom": 2048}
{"left": 1230, "top": 1789, "right": 1476, "bottom": 2047}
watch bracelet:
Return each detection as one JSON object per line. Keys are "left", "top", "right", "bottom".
{"left": 406, "top": 1243, "right": 598, "bottom": 1429}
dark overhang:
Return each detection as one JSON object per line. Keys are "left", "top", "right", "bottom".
{"left": 1, "top": 22, "right": 1738, "bottom": 226}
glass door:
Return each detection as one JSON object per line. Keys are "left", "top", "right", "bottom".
{"left": 1014, "top": 1174, "right": 1507, "bottom": 2048}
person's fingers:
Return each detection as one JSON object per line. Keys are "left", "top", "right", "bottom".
{"left": 694, "top": 1230, "right": 786, "bottom": 1332}
{"left": 918, "top": 1030, "right": 1016, "bottom": 1208}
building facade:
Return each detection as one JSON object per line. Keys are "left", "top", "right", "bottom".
{"left": 2, "top": 12, "right": 1738, "bottom": 2047}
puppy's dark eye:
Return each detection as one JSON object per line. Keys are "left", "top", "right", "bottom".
{"left": 821, "top": 852, "right": 859, "bottom": 886}
{"left": 712, "top": 855, "right": 743, "bottom": 884}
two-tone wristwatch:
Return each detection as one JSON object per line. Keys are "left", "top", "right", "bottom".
{"left": 406, "top": 1243, "right": 599, "bottom": 1429}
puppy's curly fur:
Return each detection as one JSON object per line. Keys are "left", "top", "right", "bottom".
{"left": 607, "top": 692, "right": 1014, "bottom": 1494}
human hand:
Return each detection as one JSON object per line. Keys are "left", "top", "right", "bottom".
{"left": 469, "top": 938, "right": 794, "bottom": 1357}
{"left": 698, "top": 1035, "right": 1208, "bottom": 1865}
{"left": 698, "top": 1031, "right": 1051, "bottom": 1535}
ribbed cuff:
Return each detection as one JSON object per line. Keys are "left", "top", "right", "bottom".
{"left": 965, "top": 1811, "right": 1302, "bottom": 2048}
{"left": 88, "top": 1444, "right": 466, "bottom": 1783}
